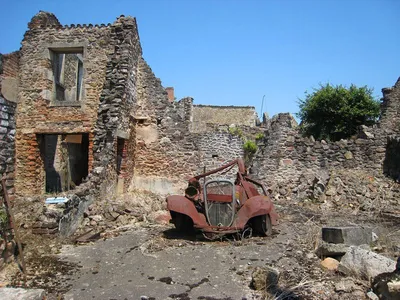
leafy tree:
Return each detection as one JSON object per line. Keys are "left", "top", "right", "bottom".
{"left": 297, "top": 83, "right": 380, "bottom": 141}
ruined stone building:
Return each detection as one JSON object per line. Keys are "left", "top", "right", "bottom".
{"left": 1, "top": 11, "right": 399, "bottom": 235}
{"left": 0, "top": 12, "right": 259, "bottom": 227}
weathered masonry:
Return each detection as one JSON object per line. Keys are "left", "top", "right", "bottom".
{"left": 2, "top": 12, "right": 259, "bottom": 205}
{"left": 2, "top": 11, "right": 399, "bottom": 236}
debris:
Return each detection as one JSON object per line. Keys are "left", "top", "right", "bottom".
{"left": 321, "top": 257, "right": 339, "bottom": 271}
{"left": 315, "top": 241, "right": 349, "bottom": 258}
{"left": 334, "top": 278, "right": 357, "bottom": 292}
{"left": 371, "top": 257, "right": 400, "bottom": 300}
{"left": 31, "top": 221, "right": 58, "bottom": 235}
{"left": 322, "top": 226, "right": 373, "bottom": 246}
{"left": 45, "top": 197, "right": 69, "bottom": 204}
{"left": 74, "top": 229, "right": 104, "bottom": 243}
{"left": 366, "top": 291, "right": 379, "bottom": 300}
{"left": 0, "top": 288, "right": 46, "bottom": 300}
{"left": 251, "top": 266, "right": 280, "bottom": 291}
{"left": 338, "top": 246, "right": 396, "bottom": 279}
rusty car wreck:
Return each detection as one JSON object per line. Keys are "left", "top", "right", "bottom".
{"left": 167, "top": 159, "right": 278, "bottom": 238}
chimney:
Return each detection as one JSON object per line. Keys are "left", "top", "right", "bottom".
{"left": 166, "top": 87, "right": 174, "bottom": 103}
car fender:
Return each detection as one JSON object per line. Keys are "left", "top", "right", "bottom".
{"left": 167, "top": 195, "right": 208, "bottom": 226}
{"left": 233, "top": 195, "right": 278, "bottom": 228}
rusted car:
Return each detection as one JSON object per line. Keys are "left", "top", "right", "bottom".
{"left": 166, "top": 159, "right": 278, "bottom": 238}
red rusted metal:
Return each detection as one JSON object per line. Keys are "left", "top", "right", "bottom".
{"left": 166, "top": 158, "right": 278, "bottom": 237}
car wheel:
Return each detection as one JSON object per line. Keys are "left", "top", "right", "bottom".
{"left": 252, "top": 214, "right": 272, "bottom": 237}
{"left": 172, "top": 212, "right": 193, "bottom": 232}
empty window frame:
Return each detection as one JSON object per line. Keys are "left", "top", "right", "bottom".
{"left": 50, "top": 48, "right": 84, "bottom": 103}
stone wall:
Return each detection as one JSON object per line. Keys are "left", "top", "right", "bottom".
{"left": 132, "top": 57, "right": 200, "bottom": 192}
{"left": 0, "top": 52, "right": 20, "bottom": 103}
{"left": 15, "top": 12, "right": 114, "bottom": 196}
{"left": 0, "top": 49, "right": 19, "bottom": 200}
{"left": 252, "top": 114, "right": 386, "bottom": 185}
{"left": 0, "top": 97, "right": 16, "bottom": 199}
{"left": 60, "top": 15, "right": 143, "bottom": 236}
{"left": 8, "top": 12, "right": 400, "bottom": 235}
{"left": 380, "top": 78, "right": 400, "bottom": 134}
{"left": 191, "top": 105, "right": 257, "bottom": 133}
{"left": 131, "top": 59, "right": 255, "bottom": 193}
{"left": 251, "top": 78, "right": 400, "bottom": 206}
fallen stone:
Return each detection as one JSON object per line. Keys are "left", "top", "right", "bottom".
{"left": 90, "top": 215, "right": 103, "bottom": 222}
{"left": 251, "top": 266, "right": 280, "bottom": 291}
{"left": 321, "top": 257, "right": 339, "bottom": 271}
{"left": 344, "top": 151, "right": 353, "bottom": 160}
{"left": 334, "top": 278, "right": 356, "bottom": 293}
{"left": 388, "top": 280, "right": 400, "bottom": 292}
{"left": 366, "top": 291, "right": 379, "bottom": 300}
{"left": 322, "top": 226, "right": 372, "bottom": 246}
{"left": 372, "top": 257, "right": 400, "bottom": 300}
{"left": 358, "top": 125, "right": 375, "bottom": 139}
{"left": 153, "top": 211, "right": 171, "bottom": 225}
{"left": 0, "top": 288, "right": 46, "bottom": 300}
{"left": 339, "top": 246, "right": 396, "bottom": 279}
{"left": 315, "top": 241, "right": 349, "bottom": 258}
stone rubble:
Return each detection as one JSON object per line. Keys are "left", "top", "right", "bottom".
{"left": 338, "top": 246, "right": 396, "bottom": 280}
{"left": 0, "top": 287, "right": 46, "bottom": 300}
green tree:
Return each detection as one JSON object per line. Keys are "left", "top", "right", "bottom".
{"left": 297, "top": 83, "right": 380, "bottom": 141}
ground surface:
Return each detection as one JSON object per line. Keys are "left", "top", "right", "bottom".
{"left": 3, "top": 203, "right": 400, "bottom": 299}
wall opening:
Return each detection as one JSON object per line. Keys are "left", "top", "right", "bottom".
{"left": 38, "top": 133, "right": 89, "bottom": 193}
{"left": 50, "top": 48, "right": 84, "bottom": 103}
{"left": 383, "top": 137, "right": 400, "bottom": 181}
{"left": 116, "top": 137, "right": 125, "bottom": 175}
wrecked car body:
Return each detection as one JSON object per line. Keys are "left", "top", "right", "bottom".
{"left": 167, "top": 159, "right": 278, "bottom": 238}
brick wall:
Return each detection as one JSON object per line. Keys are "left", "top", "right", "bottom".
{"left": 15, "top": 12, "right": 114, "bottom": 196}
{"left": 1, "top": 52, "right": 19, "bottom": 78}
{"left": 59, "top": 15, "right": 143, "bottom": 236}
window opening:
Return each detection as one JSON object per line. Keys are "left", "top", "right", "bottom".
{"left": 50, "top": 48, "right": 83, "bottom": 103}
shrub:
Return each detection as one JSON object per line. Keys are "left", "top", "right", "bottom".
{"left": 297, "top": 83, "right": 380, "bottom": 141}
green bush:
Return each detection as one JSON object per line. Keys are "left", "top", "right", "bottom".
{"left": 297, "top": 83, "right": 380, "bottom": 141}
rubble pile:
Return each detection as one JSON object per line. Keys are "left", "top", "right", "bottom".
{"left": 75, "top": 189, "right": 170, "bottom": 236}
{"left": 270, "top": 169, "right": 400, "bottom": 213}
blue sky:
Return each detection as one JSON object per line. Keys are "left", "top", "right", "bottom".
{"left": 1, "top": 0, "right": 399, "bottom": 120}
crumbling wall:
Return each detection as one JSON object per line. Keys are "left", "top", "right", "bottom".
{"left": 0, "top": 50, "right": 19, "bottom": 200}
{"left": 60, "top": 15, "right": 143, "bottom": 236}
{"left": 191, "top": 105, "right": 257, "bottom": 133}
{"left": 0, "top": 52, "right": 20, "bottom": 103}
{"left": 15, "top": 12, "right": 114, "bottom": 196}
{"left": 132, "top": 58, "right": 200, "bottom": 192}
{"left": 252, "top": 113, "right": 388, "bottom": 199}
{"left": 0, "top": 97, "right": 16, "bottom": 200}
{"left": 380, "top": 78, "right": 400, "bottom": 134}
{"left": 252, "top": 78, "right": 400, "bottom": 207}
{"left": 132, "top": 60, "right": 255, "bottom": 193}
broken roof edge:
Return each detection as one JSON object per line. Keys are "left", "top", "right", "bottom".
{"left": 27, "top": 11, "right": 139, "bottom": 31}
{"left": 193, "top": 104, "right": 256, "bottom": 109}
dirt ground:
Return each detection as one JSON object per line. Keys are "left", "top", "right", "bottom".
{"left": 2, "top": 200, "right": 399, "bottom": 299}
